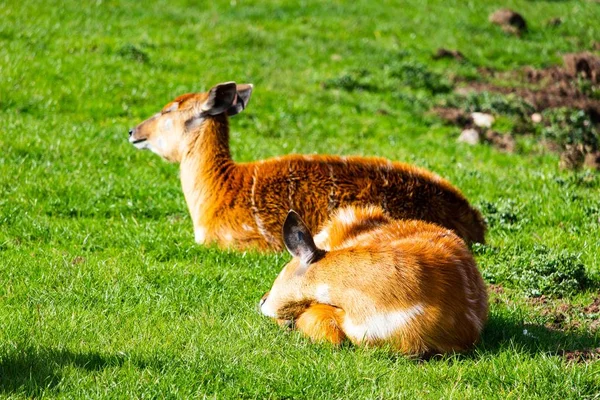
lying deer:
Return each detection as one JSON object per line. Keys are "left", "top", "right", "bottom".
{"left": 260, "top": 206, "right": 488, "bottom": 355}
{"left": 129, "top": 81, "right": 486, "bottom": 251}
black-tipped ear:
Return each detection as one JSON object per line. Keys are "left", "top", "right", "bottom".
{"left": 227, "top": 83, "right": 253, "bottom": 116}
{"left": 283, "top": 210, "right": 323, "bottom": 267}
{"left": 201, "top": 82, "right": 238, "bottom": 116}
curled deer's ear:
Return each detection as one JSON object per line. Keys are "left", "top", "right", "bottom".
{"left": 201, "top": 82, "right": 238, "bottom": 116}
{"left": 283, "top": 210, "right": 324, "bottom": 269}
{"left": 227, "top": 83, "right": 253, "bottom": 116}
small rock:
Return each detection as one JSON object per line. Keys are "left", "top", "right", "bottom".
{"left": 458, "top": 129, "right": 480, "bottom": 145}
{"left": 471, "top": 112, "right": 495, "bottom": 128}
{"left": 489, "top": 9, "right": 527, "bottom": 35}
{"left": 531, "top": 113, "right": 543, "bottom": 124}
{"left": 433, "top": 48, "right": 465, "bottom": 62}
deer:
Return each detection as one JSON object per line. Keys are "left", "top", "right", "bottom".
{"left": 128, "top": 81, "right": 486, "bottom": 251}
{"left": 259, "top": 206, "right": 488, "bottom": 356}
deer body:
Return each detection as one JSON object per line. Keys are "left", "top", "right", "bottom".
{"left": 260, "top": 206, "right": 488, "bottom": 355}
{"left": 130, "top": 82, "right": 486, "bottom": 251}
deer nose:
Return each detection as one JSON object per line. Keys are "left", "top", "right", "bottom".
{"left": 128, "top": 129, "right": 134, "bottom": 137}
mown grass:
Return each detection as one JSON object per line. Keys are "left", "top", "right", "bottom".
{"left": 1, "top": 0, "right": 600, "bottom": 398}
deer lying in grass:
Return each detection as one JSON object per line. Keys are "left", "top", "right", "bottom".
{"left": 260, "top": 206, "right": 488, "bottom": 355}
{"left": 129, "top": 81, "right": 486, "bottom": 251}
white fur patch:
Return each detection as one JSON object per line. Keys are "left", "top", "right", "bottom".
{"left": 314, "top": 284, "right": 331, "bottom": 304}
{"left": 133, "top": 140, "right": 150, "bottom": 150}
{"left": 313, "top": 229, "right": 330, "bottom": 249}
{"left": 242, "top": 224, "right": 254, "bottom": 232}
{"left": 194, "top": 226, "right": 207, "bottom": 244}
{"left": 342, "top": 304, "right": 425, "bottom": 342}
{"left": 337, "top": 208, "right": 357, "bottom": 226}
{"left": 260, "top": 296, "right": 278, "bottom": 318}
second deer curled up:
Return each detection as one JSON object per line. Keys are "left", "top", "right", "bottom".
{"left": 261, "top": 206, "right": 488, "bottom": 355}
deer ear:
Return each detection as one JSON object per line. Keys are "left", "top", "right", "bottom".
{"left": 227, "top": 83, "right": 253, "bottom": 116}
{"left": 201, "top": 82, "right": 238, "bottom": 115}
{"left": 283, "top": 210, "right": 323, "bottom": 269}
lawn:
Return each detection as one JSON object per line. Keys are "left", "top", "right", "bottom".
{"left": 1, "top": 0, "right": 600, "bottom": 398}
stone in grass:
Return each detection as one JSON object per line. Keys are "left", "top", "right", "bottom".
{"left": 531, "top": 113, "right": 543, "bottom": 124}
{"left": 471, "top": 112, "right": 495, "bottom": 128}
{"left": 458, "top": 128, "right": 480, "bottom": 145}
{"left": 489, "top": 9, "right": 527, "bottom": 35}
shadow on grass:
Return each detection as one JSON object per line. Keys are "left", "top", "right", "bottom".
{"left": 476, "top": 311, "right": 599, "bottom": 356}
{"left": 422, "top": 312, "right": 600, "bottom": 363}
{"left": 372, "top": 312, "right": 600, "bottom": 364}
{"left": 0, "top": 346, "right": 151, "bottom": 396}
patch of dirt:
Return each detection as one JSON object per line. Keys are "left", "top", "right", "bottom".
{"left": 528, "top": 294, "right": 600, "bottom": 332}
{"left": 485, "top": 130, "right": 516, "bottom": 153}
{"left": 564, "top": 52, "right": 600, "bottom": 84}
{"left": 528, "top": 295, "right": 549, "bottom": 305}
{"left": 559, "top": 144, "right": 586, "bottom": 170}
{"left": 488, "top": 284, "right": 505, "bottom": 295}
{"left": 466, "top": 59, "right": 600, "bottom": 123}
{"left": 560, "top": 348, "right": 600, "bottom": 364}
{"left": 546, "top": 17, "right": 562, "bottom": 27}
{"left": 583, "top": 296, "right": 600, "bottom": 314}
{"left": 71, "top": 256, "right": 86, "bottom": 265}
{"left": 487, "top": 284, "right": 506, "bottom": 304}
{"left": 584, "top": 150, "right": 600, "bottom": 169}
{"left": 433, "top": 48, "right": 466, "bottom": 62}
{"left": 449, "top": 52, "right": 600, "bottom": 168}
{"left": 489, "top": 9, "right": 527, "bottom": 35}
{"left": 431, "top": 107, "right": 473, "bottom": 126}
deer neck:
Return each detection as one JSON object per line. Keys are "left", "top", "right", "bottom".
{"left": 180, "top": 114, "right": 236, "bottom": 233}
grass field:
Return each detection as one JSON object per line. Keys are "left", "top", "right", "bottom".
{"left": 1, "top": 0, "right": 600, "bottom": 398}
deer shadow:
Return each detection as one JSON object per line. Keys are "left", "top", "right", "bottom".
{"left": 0, "top": 346, "right": 155, "bottom": 397}
{"left": 409, "top": 312, "right": 600, "bottom": 363}
{"left": 474, "top": 312, "right": 599, "bottom": 358}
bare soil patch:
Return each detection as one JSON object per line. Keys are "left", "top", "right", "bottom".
{"left": 433, "top": 48, "right": 466, "bottom": 62}
{"left": 489, "top": 9, "right": 527, "bottom": 36}
{"left": 465, "top": 53, "right": 600, "bottom": 122}
{"left": 527, "top": 294, "right": 600, "bottom": 332}
{"left": 560, "top": 348, "right": 600, "bottom": 364}
{"left": 436, "top": 51, "right": 600, "bottom": 168}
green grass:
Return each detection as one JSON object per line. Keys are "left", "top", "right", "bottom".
{"left": 2, "top": 0, "right": 600, "bottom": 398}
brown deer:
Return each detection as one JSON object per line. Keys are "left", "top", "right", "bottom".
{"left": 129, "top": 81, "right": 486, "bottom": 251}
{"left": 260, "top": 206, "right": 488, "bottom": 355}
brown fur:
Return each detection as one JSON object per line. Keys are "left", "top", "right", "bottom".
{"left": 260, "top": 206, "right": 488, "bottom": 355}
{"left": 129, "top": 82, "right": 486, "bottom": 251}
